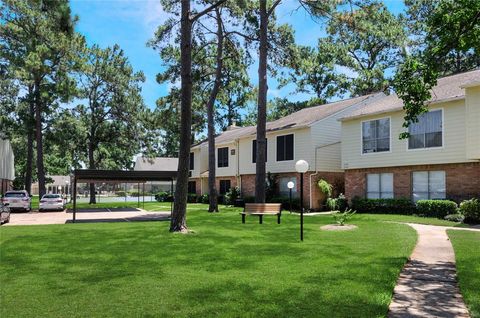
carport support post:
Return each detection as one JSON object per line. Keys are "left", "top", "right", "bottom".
{"left": 170, "top": 178, "right": 174, "bottom": 216}
{"left": 142, "top": 182, "right": 145, "bottom": 209}
{"left": 73, "top": 177, "right": 77, "bottom": 223}
{"left": 137, "top": 182, "right": 140, "bottom": 208}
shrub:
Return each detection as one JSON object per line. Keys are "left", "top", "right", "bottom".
{"left": 459, "top": 198, "right": 480, "bottom": 224}
{"left": 187, "top": 193, "right": 198, "bottom": 203}
{"left": 242, "top": 196, "right": 255, "bottom": 203}
{"left": 416, "top": 200, "right": 458, "bottom": 218}
{"left": 332, "top": 209, "right": 356, "bottom": 226}
{"left": 115, "top": 190, "right": 127, "bottom": 197}
{"left": 267, "top": 196, "right": 301, "bottom": 211}
{"left": 155, "top": 191, "right": 173, "bottom": 202}
{"left": 224, "top": 187, "right": 240, "bottom": 206}
{"left": 197, "top": 194, "right": 209, "bottom": 204}
{"left": 444, "top": 213, "right": 465, "bottom": 223}
{"left": 326, "top": 194, "right": 348, "bottom": 211}
{"left": 326, "top": 197, "right": 337, "bottom": 211}
{"left": 351, "top": 197, "right": 416, "bottom": 215}
{"left": 317, "top": 179, "right": 333, "bottom": 197}
{"left": 128, "top": 189, "right": 140, "bottom": 197}
{"left": 336, "top": 194, "right": 348, "bottom": 211}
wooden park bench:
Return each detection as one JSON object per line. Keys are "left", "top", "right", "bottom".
{"left": 241, "top": 203, "right": 282, "bottom": 224}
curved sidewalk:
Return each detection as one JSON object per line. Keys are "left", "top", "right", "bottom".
{"left": 388, "top": 224, "right": 478, "bottom": 318}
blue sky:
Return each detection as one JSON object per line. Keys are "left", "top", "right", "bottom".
{"left": 70, "top": 0, "right": 406, "bottom": 110}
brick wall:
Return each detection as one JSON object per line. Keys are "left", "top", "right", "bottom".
{"left": 188, "top": 178, "right": 202, "bottom": 196}
{"left": 240, "top": 171, "right": 344, "bottom": 210}
{"left": 345, "top": 162, "right": 480, "bottom": 203}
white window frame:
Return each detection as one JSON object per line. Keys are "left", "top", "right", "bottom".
{"left": 407, "top": 108, "right": 444, "bottom": 151}
{"left": 360, "top": 117, "right": 392, "bottom": 155}
{"left": 366, "top": 173, "right": 394, "bottom": 199}
{"left": 412, "top": 170, "right": 446, "bottom": 202}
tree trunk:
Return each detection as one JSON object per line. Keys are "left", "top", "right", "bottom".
{"left": 255, "top": 0, "right": 268, "bottom": 203}
{"left": 207, "top": 8, "right": 224, "bottom": 213}
{"left": 24, "top": 86, "right": 34, "bottom": 194}
{"left": 34, "top": 80, "right": 46, "bottom": 198}
{"left": 88, "top": 129, "right": 96, "bottom": 204}
{"left": 170, "top": 0, "right": 193, "bottom": 232}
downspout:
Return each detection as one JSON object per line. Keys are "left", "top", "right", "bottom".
{"left": 309, "top": 142, "right": 342, "bottom": 209}
{"left": 236, "top": 139, "right": 241, "bottom": 191}
{"left": 309, "top": 146, "right": 322, "bottom": 210}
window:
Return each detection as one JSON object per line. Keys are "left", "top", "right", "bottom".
{"left": 276, "top": 134, "right": 294, "bottom": 161}
{"left": 217, "top": 147, "right": 229, "bottom": 168}
{"left": 278, "top": 177, "right": 297, "bottom": 197}
{"left": 362, "top": 118, "right": 390, "bottom": 153}
{"left": 219, "top": 180, "right": 231, "bottom": 195}
{"left": 189, "top": 152, "right": 194, "bottom": 170}
{"left": 252, "top": 139, "right": 268, "bottom": 163}
{"left": 408, "top": 110, "right": 443, "bottom": 149}
{"left": 187, "top": 181, "right": 196, "bottom": 194}
{"left": 366, "top": 173, "right": 393, "bottom": 199}
{"left": 412, "top": 171, "right": 446, "bottom": 202}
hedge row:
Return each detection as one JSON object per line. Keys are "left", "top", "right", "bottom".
{"left": 351, "top": 196, "right": 479, "bottom": 223}
{"left": 351, "top": 197, "right": 416, "bottom": 215}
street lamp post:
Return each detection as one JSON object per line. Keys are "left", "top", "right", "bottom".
{"left": 295, "top": 160, "right": 309, "bottom": 241}
{"left": 287, "top": 181, "right": 294, "bottom": 213}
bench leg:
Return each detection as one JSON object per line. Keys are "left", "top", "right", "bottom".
{"left": 277, "top": 214, "right": 281, "bottom": 224}
{"left": 259, "top": 215, "right": 263, "bottom": 224}
{"left": 242, "top": 214, "right": 245, "bottom": 224}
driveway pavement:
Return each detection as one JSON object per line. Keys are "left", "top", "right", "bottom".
{"left": 4, "top": 208, "right": 171, "bottom": 226}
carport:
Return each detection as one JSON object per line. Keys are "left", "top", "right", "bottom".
{"left": 72, "top": 169, "right": 177, "bottom": 223}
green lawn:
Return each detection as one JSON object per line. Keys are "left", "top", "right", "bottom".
{"left": 448, "top": 230, "right": 480, "bottom": 318}
{"left": 354, "top": 213, "right": 467, "bottom": 227}
{"left": 0, "top": 208, "right": 416, "bottom": 318}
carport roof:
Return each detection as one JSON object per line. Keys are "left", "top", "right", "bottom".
{"left": 73, "top": 169, "right": 176, "bottom": 183}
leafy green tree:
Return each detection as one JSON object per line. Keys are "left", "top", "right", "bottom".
{"left": 150, "top": 0, "right": 228, "bottom": 232}
{"left": 0, "top": 0, "right": 79, "bottom": 197}
{"left": 281, "top": 40, "right": 347, "bottom": 101}
{"left": 393, "top": 0, "right": 480, "bottom": 136}
{"left": 325, "top": 0, "right": 405, "bottom": 96}
{"left": 74, "top": 43, "right": 147, "bottom": 203}
{"left": 239, "top": 0, "right": 295, "bottom": 203}
{"left": 404, "top": 0, "right": 480, "bottom": 75}
{"left": 151, "top": 0, "right": 251, "bottom": 215}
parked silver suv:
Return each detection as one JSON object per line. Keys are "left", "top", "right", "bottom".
{"left": 2, "top": 190, "right": 32, "bottom": 212}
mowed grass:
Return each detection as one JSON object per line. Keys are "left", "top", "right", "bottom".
{"left": 0, "top": 209, "right": 416, "bottom": 318}
{"left": 448, "top": 230, "right": 480, "bottom": 318}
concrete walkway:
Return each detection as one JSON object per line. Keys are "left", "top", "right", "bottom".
{"left": 388, "top": 224, "right": 479, "bottom": 318}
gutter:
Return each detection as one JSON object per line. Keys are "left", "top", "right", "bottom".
{"left": 338, "top": 95, "right": 464, "bottom": 122}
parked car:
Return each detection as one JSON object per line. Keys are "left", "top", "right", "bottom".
{"left": 0, "top": 202, "right": 10, "bottom": 224}
{"left": 39, "top": 194, "right": 65, "bottom": 211}
{"left": 1, "top": 190, "right": 31, "bottom": 212}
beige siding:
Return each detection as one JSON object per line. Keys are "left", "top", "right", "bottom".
{"left": 189, "top": 148, "right": 202, "bottom": 178}
{"left": 341, "top": 100, "right": 476, "bottom": 169}
{"left": 316, "top": 142, "right": 343, "bottom": 172}
{"left": 309, "top": 101, "right": 367, "bottom": 171}
{"left": 239, "top": 128, "right": 313, "bottom": 174}
{"left": 215, "top": 142, "right": 238, "bottom": 177}
{"left": 465, "top": 86, "right": 480, "bottom": 159}
{"left": 0, "top": 139, "right": 15, "bottom": 181}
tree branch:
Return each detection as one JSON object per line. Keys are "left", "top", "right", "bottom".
{"left": 190, "top": 0, "right": 228, "bottom": 22}
{"left": 267, "top": 0, "right": 282, "bottom": 17}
